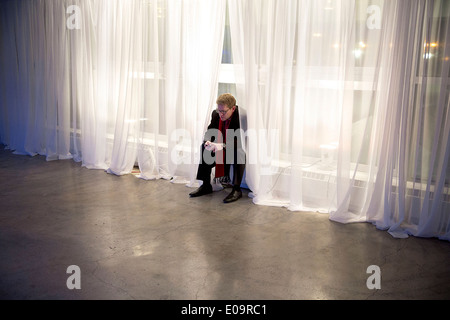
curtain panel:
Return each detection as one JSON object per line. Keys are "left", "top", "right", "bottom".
{"left": 0, "top": 0, "right": 226, "bottom": 182}
{"left": 227, "top": 0, "right": 450, "bottom": 240}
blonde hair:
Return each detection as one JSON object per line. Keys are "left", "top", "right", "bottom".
{"left": 216, "top": 93, "right": 236, "bottom": 109}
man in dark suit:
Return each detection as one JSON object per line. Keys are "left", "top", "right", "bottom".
{"left": 189, "top": 93, "right": 246, "bottom": 203}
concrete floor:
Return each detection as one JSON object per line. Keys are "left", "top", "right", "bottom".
{"left": 0, "top": 145, "right": 449, "bottom": 300}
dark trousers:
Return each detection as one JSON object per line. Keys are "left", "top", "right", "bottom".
{"left": 196, "top": 143, "right": 245, "bottom": 188}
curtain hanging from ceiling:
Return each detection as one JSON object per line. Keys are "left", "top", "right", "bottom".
{"left": 227, "top": 0, "right": 450, "bottom": 240}
{"left": 0, "top": 0, "right": 226, "bottom": 183}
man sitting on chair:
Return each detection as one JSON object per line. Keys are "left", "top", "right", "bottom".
{"left": 189, "top": 93, "right": 246, "bottom": 203}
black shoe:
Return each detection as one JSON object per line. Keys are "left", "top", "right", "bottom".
{"left": 189, "top": 184, "right": 213, "bottom": 197}
{"left": 223, "top": 189, "right": 242, "bottom": 203}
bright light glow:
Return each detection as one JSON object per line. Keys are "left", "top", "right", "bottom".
{"left": 359, "top": 41, "right": 366, "bottom": 48}
{"left": 333, "top": 43, "right": 340, "bottom": 49}
{"left": 353, "top": 49, "right": 363, "bottom": 58}
{"left": 423, "top": 53, "right": 433, "bottom": 59}
{"left": 313, "top": 33, "right": 322, "bottom": 37}
{"left": 430, "top": 42, "right": 438, "bottom": 47}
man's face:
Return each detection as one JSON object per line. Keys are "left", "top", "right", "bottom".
{"left": 217, "top": 104, "right": 235, "bottom": 121}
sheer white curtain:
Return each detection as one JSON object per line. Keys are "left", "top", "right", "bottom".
{"left": 0, "top": 0, "right": 226, "bottom": 184}
{"left": 331, "top": 0, "right": 450, "bottom": 240}
{"left": 173, "top": 0, "right": 226, "bottom": 184}
{"left": 228, "top": 0, "right": 450, "bottom": 240}
{"left": 228, "top": 0, "right": 357, "bottom": 211}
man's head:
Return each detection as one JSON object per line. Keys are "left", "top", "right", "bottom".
{"left": 216, "top": 93, "right": 236, "bottom": 121}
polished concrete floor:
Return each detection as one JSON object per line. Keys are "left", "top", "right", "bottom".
{"left": 0, "top": 145, "right": 449, "bottom": 300}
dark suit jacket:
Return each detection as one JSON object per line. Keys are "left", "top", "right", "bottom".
{"left": 200, "top": 106, "right": 246, "bottom": 183}
{"left": 203, "top": 106, "right": 245, "bottom": 163}
{"left": 195, "top": 106, "right": 246, "bottom": 185}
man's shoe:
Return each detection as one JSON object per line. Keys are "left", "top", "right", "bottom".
{"left": 189, "top": 184, "right": 213, "bottom": 197}
{"left": 223, "top": 189, "right": 242, "bottom": 203}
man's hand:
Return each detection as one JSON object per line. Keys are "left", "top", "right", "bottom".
{"left": 205, "top": 141, "right": 224, "bottom": 152}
